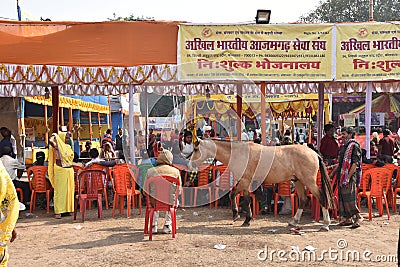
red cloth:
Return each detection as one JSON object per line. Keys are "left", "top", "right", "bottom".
{"left": 170, "top": 133, "right": 179, "bottom": 143}
{"left": 379, "top": 136, "right": 399, "bottom": 156}
{"left": 319, "top": 135, "right": 339, "bottom": 158}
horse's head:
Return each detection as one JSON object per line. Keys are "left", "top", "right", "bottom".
{"left": 188, "top": 139, "right": 216, "bottom": 170}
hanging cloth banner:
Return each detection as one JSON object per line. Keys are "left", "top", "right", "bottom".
{"left": 336, "top": 23, "right": 400, "bottom": 81}
{"left": 178, "top": 24, "right": 332, "bottom": 81}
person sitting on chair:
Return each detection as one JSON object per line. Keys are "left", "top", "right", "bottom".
{"left": 0, "top": 146, "right": 30, "bottom": 206}
{"left": 85, "top": 148, "right": 116, "bottom": 168}
{"left": 145, "top": 149, "right": 181, "bottom": 234}
{"left": 80, "top": 141, "right": 92, "bottom": 159}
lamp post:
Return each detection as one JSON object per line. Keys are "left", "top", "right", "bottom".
{"left": 369, "top": 0, "right": 374, "bottom": 21}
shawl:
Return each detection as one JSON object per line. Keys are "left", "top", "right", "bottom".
{"left": 48, "top": 132, "right": 74, "bottom": 187}
{"left": 339, "top": 140, "right": 362, "bottom": 186}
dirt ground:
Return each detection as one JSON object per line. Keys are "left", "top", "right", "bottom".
{"left": 8, "top": 202, "right": 399, "bottom": 267}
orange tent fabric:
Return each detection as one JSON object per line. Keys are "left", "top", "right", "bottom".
{"left": 0, "top": 20, "right": 178, "bottom": 67}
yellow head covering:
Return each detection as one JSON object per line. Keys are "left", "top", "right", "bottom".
{"left": 48, "top": 132, "right": 74, "bottom": 187}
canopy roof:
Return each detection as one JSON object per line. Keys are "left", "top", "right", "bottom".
{"left": 24, "top": 95, "right": 110, "bottom": 113}
{"left": 348, "top": 94, "right": 400, "bottom": 115}
{"left": 1, "top": 20, "right": 400, "bottom": 96}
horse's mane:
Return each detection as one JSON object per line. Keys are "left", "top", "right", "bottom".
{"left": 207, "top": 138, "right": 253, "bottom": 144}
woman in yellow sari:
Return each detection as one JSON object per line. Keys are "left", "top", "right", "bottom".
{"left": 48, "top": 132, "right": 74, "bottom": 219}
{"left": 0, "top": 161, "right": 19, "bottom": 266}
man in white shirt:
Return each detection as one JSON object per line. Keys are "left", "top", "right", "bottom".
{"left": 241, "top": 130, "right": 249, "bottom": 141}
{"left": 0, "top": 146, "right": 30, "bottom": 205}
{"left": 84, "top": 148, "right": 116, "bottom": 168}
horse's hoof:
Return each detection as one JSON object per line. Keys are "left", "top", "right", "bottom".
{"left": 233, "top": 214, "right": 240, "bottom": 222}
{"left": 241, "top": 222, "right": 250, "bottom": 227}
{"left": 319, "top": 225, "right": 329, "bottom": 232}
{"left": 288, "top": 220, "right": 298, "bottom": 227}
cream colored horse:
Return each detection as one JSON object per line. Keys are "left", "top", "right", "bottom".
{"left": 189, "top": 139, "right": 334, "bottom": 231}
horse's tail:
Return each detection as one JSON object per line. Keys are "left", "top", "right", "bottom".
{"left": 318, "top": 155, "right": 335, "bottom": 210}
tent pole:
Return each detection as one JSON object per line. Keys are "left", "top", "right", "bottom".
{"left": 88, "top": 111, "right": 93, "bottom": 141}
{"left": 144, "top": 88, "right": 149, "bottom": 150}
{"left": 60, "top": 107, "right": 64, "bottom": 126}
{"left": 317, "top": 83, "right": 325, "bottom": 149}
{"left": 365, "top": 82, "right": 373, "bottom": 159}
{"left": 18, "top": 97, "right": 25, "bottom": 161}
{"left": 108, "top": 95, "right": 112, "bottom": 130}
{"left": 260, "top": 82, "right": 267, "bottom": 145}
{"left": 44, "top": 105, "right": 48, "bottom": 146}
{"left": 236, "top": 83, "right": 243, "bottom": 141}
{"left": 128, "top": 85, "right": 136, "bottom": 164}
{"left": 51, "top": 86, "right": 59, "bottom": 134}
{"left": 97, "top": 112, "right": 101, "bottom": 141}
{"left": 68, "top": 107, "right": 73, "bottom": 132}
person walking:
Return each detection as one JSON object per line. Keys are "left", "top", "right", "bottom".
{"left": 330, "top": 127, "right": 363, "bottom": 228}
{"left": 0, "top": 160, "right": 19, "bottom": 266}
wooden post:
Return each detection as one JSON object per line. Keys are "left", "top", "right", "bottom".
{"left": 88, "top": 111, "right": 93, "bottom": 141}
{"left": 308, "top": 113, "right": 312, "bottom": 144}
{"left": 108, "top": 96, "right": 112, "bottom": 130}
{"left": 68, "top": 107, "right": 73, "bottom": 132}
{"left": 97, "top": 112, "right": 101, "bottom": 140}
{"left": 317, "top": 83, "right": 325, "bottom": 148}
{"left": 44, "top": 105, "right": 48, "bottom": 146}
{"left": 60, "top": 107, "right": 64, "bottom": 126}
{"left": 51, "top": 86, "right": 59, "bottom": 134}
{"left": 291, "top": 117, "right": 295, "bottom": 142}
{"left": 260, "top": 82, "right": 267, "bottom": 145}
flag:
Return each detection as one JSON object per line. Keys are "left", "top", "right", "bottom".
{"left": 17, "top": 0, "right": 22, "bottom": 21}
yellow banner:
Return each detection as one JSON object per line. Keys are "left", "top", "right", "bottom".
{"left": 178, "top": 24, "right": 332, "bottom": 81}
{"left": 336, "top": 23, "right": 400, "bottom": 81}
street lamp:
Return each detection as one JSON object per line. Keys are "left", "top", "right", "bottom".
{"left": 255, "top": 10, "right": 271, "bottom": 24}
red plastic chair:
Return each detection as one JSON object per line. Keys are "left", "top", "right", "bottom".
{"left": 87, "top": 164, "right": 110, "bottom": 209}
{"left": 213, "top": 165, "right": 232, "bottom": 208}
{"left": 364, "top": 168, "right": 391, "bottom": 221}
{"left": 27, "top": 166, "right": 52, "bottom": 213}
{"left": 306, "top": 171, "right": 322, "bottom": 221}
{"left": 118, "top": 163, "right": 142, "bottom": 211}
{"left": 172, "top": 164, "right": 188, "bottom": 208}
{"left": 391, "top": 166, "right": 400, "bottom": 212}
{"left": 234, "top": 191, "right": 259, "bottom": 218}
{"left": 110, "top": 164, "right": 142, "bottom": 218}
{"left": 193, "top": 164, "right": 213, "bottom": 208}
{"left": 274, "top": 181, "right": 297, "bottom": 217}
{"left": 15, "top": 188, "right": 23, "bottom": 203}
{"left": 74, "top": 170, "right": 106, "bottom": 222}
{"left": 144, "top": 175, "right": 180, "bottom": 240}
{"left": 382, "top": 164, "right": 397, "bottom": 209}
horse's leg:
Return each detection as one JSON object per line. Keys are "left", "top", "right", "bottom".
{"left": 230, "top": 185, "right": 240, "bottom": 222}
{"left": 305, "top": 177, "right": 331, "bottom": 231}
{"left": 289, "top": 181, "right": 306, "bottom": 227}
{"left": 231, "top": 178, "right": 251, "bottom": 224}
{"left": 241, "top": 190, "right": 253, "bottom": 227}
{"left": 320, "top": 208, "right": 331, "bottom": 231}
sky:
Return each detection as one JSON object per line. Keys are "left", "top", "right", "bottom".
{"left": 2, "top": 0, "right": 321, "bottom": 23}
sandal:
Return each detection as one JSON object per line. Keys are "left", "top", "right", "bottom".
{"left": 338, "top": 219, "right": 353, "bottom": 226}
{"left": 55, "top": 214, "right": 62, "bottom": 219}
